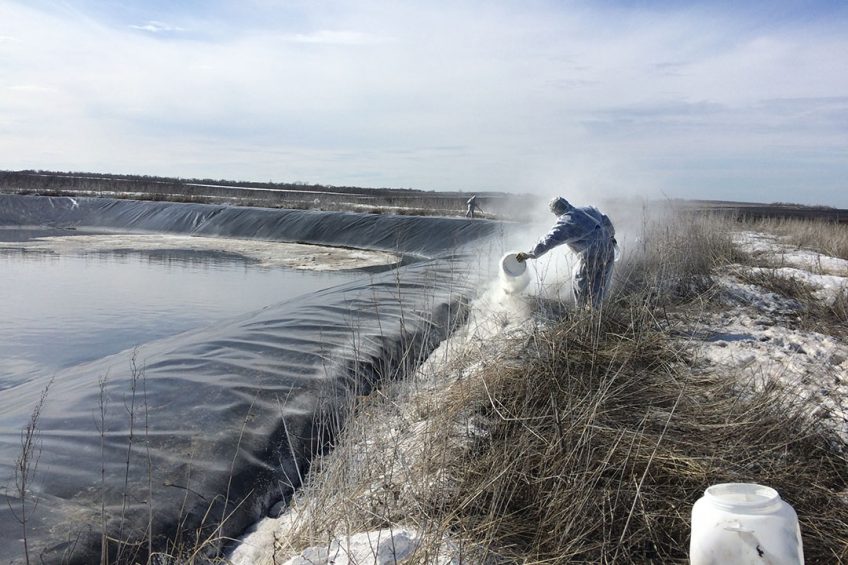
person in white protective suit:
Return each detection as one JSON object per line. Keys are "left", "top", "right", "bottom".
{"left": 465, "top": 195, "right": 484, "bottom": 218}
{"left": 516, "top": 196, "right": 617, "bottom": 308}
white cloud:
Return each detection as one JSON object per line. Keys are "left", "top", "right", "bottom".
{"left": 0, "top": 1, "right": 846, "bottom": 206}
{"left": 129, "top": 20, "right": 185, "bottom": 34}
{"left": 6, "top": 84, "right": 55, "bottom": 93}
{"left": 282, "top": 30, "right": 388, "bottom": 45}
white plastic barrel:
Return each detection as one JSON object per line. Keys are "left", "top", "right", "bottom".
{"left": 499, "top": 252, "right": 530, "bottom": 294}
{"left": 690, "top": 483, "right": 803, "bottom": 565}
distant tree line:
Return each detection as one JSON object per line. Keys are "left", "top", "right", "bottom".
{"left": 0, "top": 169, "right": 516, "bottom": 198}
{"left": 679, "top": 199, "right": 847, "bottom": 224}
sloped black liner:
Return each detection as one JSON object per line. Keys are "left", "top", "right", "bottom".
{"left": 0, "top": 195, "right": 496, "bottom": 564}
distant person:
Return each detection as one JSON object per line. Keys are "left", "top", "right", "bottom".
{"left": 516, "top": 196, "right": 617, "bottom": 309}
{"left": 465, "top": 195, "right": 484, "bottom": 218}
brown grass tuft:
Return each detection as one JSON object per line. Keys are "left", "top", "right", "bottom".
{"left": 441, "top": 302, "right": 848, "bottom": 563}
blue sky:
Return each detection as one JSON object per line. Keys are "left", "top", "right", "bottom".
{"left": 1, "top": 0, "right": 846, "bottom": 206}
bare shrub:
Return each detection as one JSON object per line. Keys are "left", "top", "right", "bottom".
{"left": 7, "top": 379, "right": 53, "bottom": 565}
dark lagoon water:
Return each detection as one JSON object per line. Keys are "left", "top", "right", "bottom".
{"left": 0, "top": 242, "right": 365, "bottom": 389}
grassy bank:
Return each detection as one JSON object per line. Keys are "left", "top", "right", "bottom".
{"left": 255, "top": 211, "right": 848, "bottom": 564}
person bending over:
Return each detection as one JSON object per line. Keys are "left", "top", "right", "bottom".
{"left": 516, "top": 196, "right": 617, "bottom": 308}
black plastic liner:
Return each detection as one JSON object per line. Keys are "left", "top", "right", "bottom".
{"left": 0, "top": 195, "right": 498, "bottom": 564}
{"left": 0, "top": 194, "right": 492, "bottom": 257}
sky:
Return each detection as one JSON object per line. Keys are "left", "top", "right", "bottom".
{"left": 1, "top": 0, "right": 847, "bottom": 207}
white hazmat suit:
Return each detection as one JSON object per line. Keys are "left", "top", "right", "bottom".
{"left": 519, "top": 197, "right": 616, "bottom": 308}
{"left": 465, "top": 195, "right": 483, "bottom": 218}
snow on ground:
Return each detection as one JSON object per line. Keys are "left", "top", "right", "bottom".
{"left": 690, "top": 232, "right": 848, "bottom": 439}
{"left": 735, "top": 231, "right": 848, "bottom": 277}
{"left": 281, "top": 528, "right": 441, "bottom": 565}
{"left": 0, "top": 233, "right": 399, "bottom": 271}
{"left": 228, "top": 230, "right": 848, "bottom": 564}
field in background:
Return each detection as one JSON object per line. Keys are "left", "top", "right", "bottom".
{"left": 4, "top": 170, "right": 847, "bottom": 224}
{"left": 679, "top": 199, "right": 848, "bottom": 224}
{"left": 0, "top": 170, "right": 538, "bottom": 221}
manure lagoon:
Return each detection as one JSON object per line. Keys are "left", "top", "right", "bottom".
{"left": 0, "top": 195, "right": 494, "bottom": 564}
{"left": 0, "top": 229, "right": 390, "bottom": 390}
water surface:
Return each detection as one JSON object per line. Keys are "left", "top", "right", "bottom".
{"left": 0, "top": 232, "right": 370, "bottom": 388}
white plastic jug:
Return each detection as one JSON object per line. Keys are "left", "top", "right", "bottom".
{"left": 499, "top": 252, "right": 530, "bottom": 294}
{"left": 690, "top": 483, "right": 803, "bottom": 565}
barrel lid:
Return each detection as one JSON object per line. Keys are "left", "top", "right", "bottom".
{"left": 704, "top": 483, "right": 782, "bottom": 512}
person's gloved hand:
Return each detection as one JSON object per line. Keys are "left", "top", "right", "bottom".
{"left": 515, "top": 252, "right": 530, "bottom": 262}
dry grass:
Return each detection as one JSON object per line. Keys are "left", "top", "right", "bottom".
{"left": 735, "top": 267, "right": 848, "bottom": 332}
{"left": 615, "top": 211, "right": 746, "bottom": 304}
{"left": 439, "top": 306, "right": 847, "bottom": 563}
{"left": 751, "top": 217, "right": 848, "bottom": 261}
{"left": 267, "top": 209, "right": 848, "bottom": 564}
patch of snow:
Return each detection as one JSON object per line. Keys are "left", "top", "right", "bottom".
{"left": 745, "top": 266, "right": 848, "bottom": 305}
{"left": 228, "top": 511, "right": 301, "bottom": 565}
{"left": 734, "top": 231, "right": 848, "bottom": 275}
{"left": 690, "top": 247, "right": 848, "bottom": 441}
{"left": 281, "top": 528, "right": 457, "bottom": 565}
{"left": 715, "top": 274, "right": 802, "bottom": 316}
